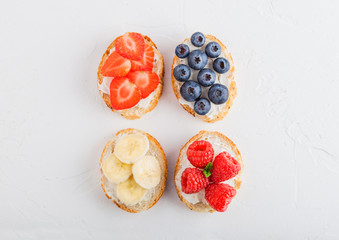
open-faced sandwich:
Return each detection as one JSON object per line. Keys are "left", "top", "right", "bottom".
{"left": 172, "top": 32, "right": 236, "bottom": 123}
{"left": 98, "top": 32, "right": 164, "bottom": 119}
{"left": 100, "top": 128, "right": 167, "bottom": 213}
{"left": 174, "top": 130, "right": 243, "bottom": 212}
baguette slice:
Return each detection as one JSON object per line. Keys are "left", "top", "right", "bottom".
{"left": 97, "top": 34, "right": 164, "bottom": 120}
{"left": 171, "top": 35, "right": 236, "bottom": 123}
{"left": 100, "top": 128, "right": 167, "bottom": 213}
{"left": 174, "top": 130, "right": 243, "bottom": 212}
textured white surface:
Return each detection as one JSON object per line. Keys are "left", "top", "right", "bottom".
{"left": 1, "top": 0, "right": 339, "bottom": 239}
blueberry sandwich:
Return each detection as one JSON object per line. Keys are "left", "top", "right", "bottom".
{"left": 171, "top": 32, "right": 236, "bottom": 123}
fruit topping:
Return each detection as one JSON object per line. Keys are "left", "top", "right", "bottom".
{"left": 180, "top": 80, "right": 201, "bottom": 102}
{"left": 130, "top": 43, "right": 154, "bottom": 71}
{"left": 109, "top": 77, "right": 141, "bottom": 110}
{"left": 181, "top": 168, "right": 209, "bottom": 194}
{"left": 102, "top": 154, "right": 132, "bottom": 184}
{"left": 173, "top": 64, "right": 191, "bottom": 82}
{"left": 188, "top": 49, "right": 207, "bottom": 70}
{"left": 208, "top": 84, "right": 229, "bottom": 105}
{"left": 132, "top": 155, "right": 161, "bottom": 189}
{"left": 101, "top": 51, "right": 131, "bottom": 77}
{"left": 191, "top": 32, "right": 206, "bottom": 47}
{"left": 186, "top": 140, "right": 214, "bottom": 168}
{"left": 210, "top": 152, "right": 241, "bottom": 183}
{"left": 175, "top": 44, "right": 190, "bottom": 58}
{"left": 213, "top": 57, "right": 230, "bottom": 74}
{"left": 197, "top": 68, "right": 216, "bottom": 87}
{"left": 205, "top": 42, "right": 221, "bottom": 58}
{"left": 113, "top": 133, "right": 149, "bottom": 164}
{"left": 194, "top": 98, "right": 211, "bottom": 116}
{"left": 205, "top": 183, "right": 236, "bottom": 212}
{"left": 115, "top": 32, "right": 145, "bottom": 61}
{"left": 127, "top": 71, "right": 159, "bottom": 98}
{"left": 116, "top": 176, "right": 147, "bottom": 205}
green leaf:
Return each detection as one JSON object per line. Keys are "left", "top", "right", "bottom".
{"left": 203, "top": 162, "right": 213, "bottom": 178}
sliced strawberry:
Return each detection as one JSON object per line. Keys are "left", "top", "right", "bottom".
{"left": 130, "top": 44, "right": 154, "bottom": 71}
{"left": 115, "top": 32, "right": 145, "bottom": 61}
{"left": 127, "top": 71, "right": 159, "bottom": 98}
{"left": 101, "top": 51, "right": 131, "bottom": 77}
{"left": 109, "top": 77, "right": 141, "bottom": 110}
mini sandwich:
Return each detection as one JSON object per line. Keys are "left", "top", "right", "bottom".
{"left": 171, "top": 32, "right": 236, "bottom": 123}
{"left": 174, "top": 130, "right": 243, "bottom": 212}
{"left": 100, "top": 128, "right": 167, "bottom": 213}
{"left": 98, "top": 32, "right": 164, "bottom": 119}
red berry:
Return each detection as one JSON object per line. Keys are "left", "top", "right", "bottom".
{"left": 186, "top": 140, "right": 214, "bottom": 168}
{"left": 210, "top": 152, "right": 241, "bottom": 183}
{"left": 181, "top": 168, "right": 209, "bottom": 194}
{"left": 109, "top": 77, "right": 141, "bottom": 110}
{"left": 115, "top": 32, "right": 145, "bottom": 61}
{"left": 205, "top": 183, "right": 236, "bottom": 212}
{"left": 130, "top": 43, "right": 154, "bottom": 71}
{"left": 127, "top": 71, "right": 159, "bottom": 98}
{"left": 101, "top": 51, "right": 131, "bottom": 77}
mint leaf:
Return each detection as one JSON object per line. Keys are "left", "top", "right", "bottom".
{"left": 203, "top": 162, "right": 213, "bottom": 178}
{"left": 203, "top": 169, "right": 211, "bottom": 178}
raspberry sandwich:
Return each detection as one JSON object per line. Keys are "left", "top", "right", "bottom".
{"left": 171, "top": 32, "right": 236, "bottom": 123}
{"left": 174, "top": 131, "right": 243, "bottom": 212}
{"left": 98, "top": 32, "right": 164, "bottom": 119}
{"left": 100, "top": 128, "right": 167, "bottom": 213}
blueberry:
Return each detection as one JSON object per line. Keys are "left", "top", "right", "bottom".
{"left": 213, "top": 57, "right": 230, "bottom": 74}
{"left": 205, "top": 42, "right": 221, "bottom": 58}
{"left": 191, "top": 32, "right": 206, "bottom": 47}
{"left": 194, "top": 98, "right": 211, "bottom": 115}
{"left": 175, "top": 44, "right": 190, "bottom": 58}
{"left": 197, "top": 68, "right": 216, "bottom": 87}
{"left": 173, "top": 64, "right": 191, "bottom": 82}
{"left": 188, "top": 50, "right": 208, "bottom": 70}
{"left": 208, "top": 84, "right": 229, "bottom": 104}
{"left": 180, "top": 80, "right": 202, "bottom": 102}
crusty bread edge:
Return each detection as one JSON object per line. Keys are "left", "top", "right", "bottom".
{"left": 100, "top": 128, "right": 167, "bottom": 213}
{"left": 174, "top": 130, "right": 243, "bottom": 213}
{"left": 97, "top": 34, "right": 165, "bottom": 120}
{"left": 171, "top": 35, "right": 236, "bottom": 123}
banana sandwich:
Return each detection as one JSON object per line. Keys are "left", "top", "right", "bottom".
{"left": 100, "top": 128, "right": 167, "bottom": 213}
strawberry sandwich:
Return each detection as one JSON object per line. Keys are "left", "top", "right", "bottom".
{"left": 97, "top": 32, "right": 164, "bottom": 119}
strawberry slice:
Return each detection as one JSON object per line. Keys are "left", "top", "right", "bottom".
{"left": 101, "top": 51, "right": 131, "bottom": 77}
{"left": 130, "top": 44, "right": 154, "bottom": 71}
{"left": 109, "top": 77, "right": 141, "bottom": 110}
{"left": 115, "top": 32, "right": 145, "bottom": 61}
{"left": 127, "top": 71, "right": 159, "bottom": 98}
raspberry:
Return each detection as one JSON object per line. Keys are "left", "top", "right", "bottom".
{"left": 186, "top": 140, "right": 214, "bottom": 168}
{"left": 181, "top": 168, "right": 209, "bottom": 194}
{"left": 205, "top": 183, "right": 236, "bottom": 212}
{"left": 210, "top": 152, "right": 241, "bottom": 183}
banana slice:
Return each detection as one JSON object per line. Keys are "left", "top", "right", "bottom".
{"left": 116, "top": 176, "right": 147, "bottom": 205}
{"left": 114, "top": 134, "right": 149, "bottom": 164}
{"left": 102, "top": 154, "right": 132, "bottom": 184}
{"left": 132, "top": 155, "right": 161, "bottom": 189}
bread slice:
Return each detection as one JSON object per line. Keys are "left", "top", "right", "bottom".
{"left": 97, "top": 34, "right": 164, "bottom": 120}
{"left": 100, "top": 128, "right": 167, "bottom": 213}
{"left": 174, "top": 130, "right": 243, "bottom": 212}
{"left": 171, "top": 35, "right": 236, "bottom": 123}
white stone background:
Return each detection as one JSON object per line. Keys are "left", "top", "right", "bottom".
{"left": 1, "top": 0, "right": 339, "bottom": 239}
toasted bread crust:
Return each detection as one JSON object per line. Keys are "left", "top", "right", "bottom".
{"left": 100, "top": 128, "right": 167, "bottom": 213}
{"left": 174, "top": 131, "right": 243, "bottom": 212}
{"left": 171, "top": 35, "right": 236, "bottom": 123}
{"left": 97, "top": 34, "right": 164, "bottom": 120}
